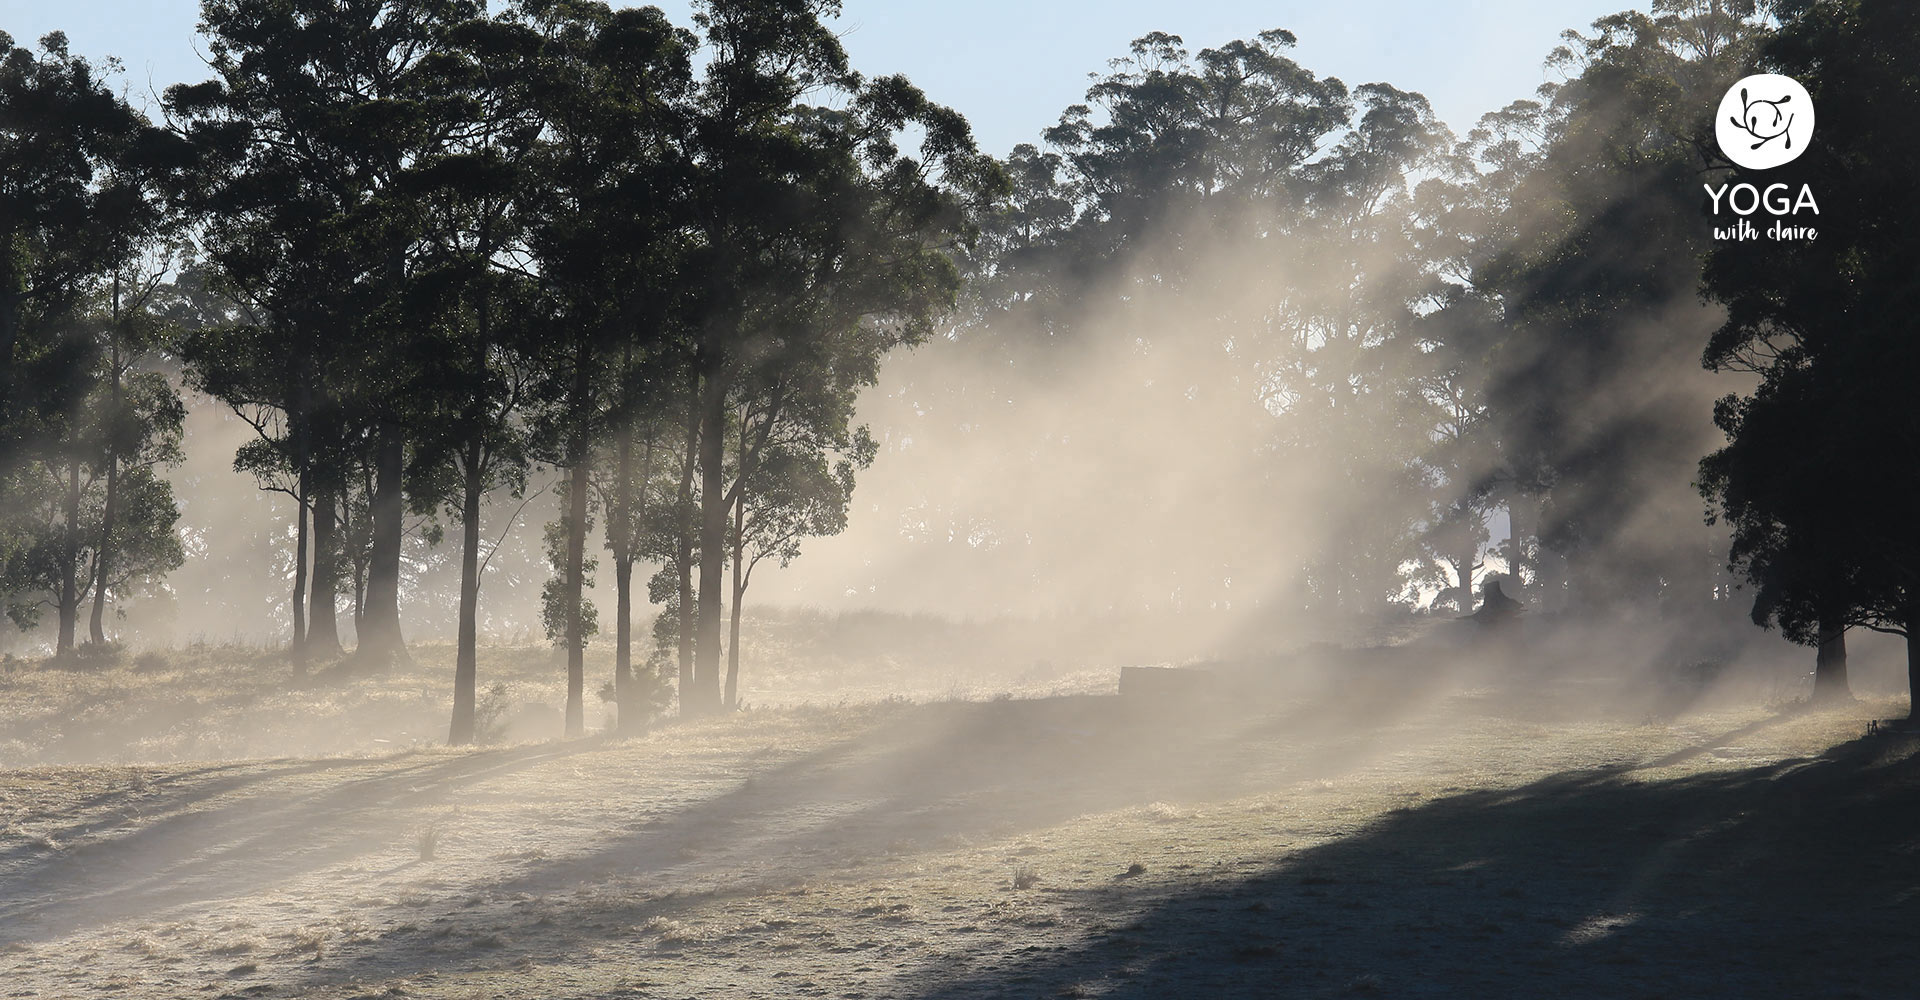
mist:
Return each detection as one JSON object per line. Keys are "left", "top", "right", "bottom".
{"left": 7, "top": 7, "right": 1873, "bottom": 711}
{"left": 5, "top": 3, "right": 1919, "bottom": 998}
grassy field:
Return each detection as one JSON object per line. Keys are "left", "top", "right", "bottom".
{"left": 0, "top": 620, "right": 1132, "bottom": 768}
{"left": 1, "top": 641, "right": 1916, "bottom": 998}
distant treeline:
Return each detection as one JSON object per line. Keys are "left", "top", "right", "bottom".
{"left": 1, "top": 0, "right": 1914, "bottom": 735}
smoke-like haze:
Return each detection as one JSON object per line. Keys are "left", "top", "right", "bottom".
{"left": 19, "top": 13, "right": 1902, "bottom": 707}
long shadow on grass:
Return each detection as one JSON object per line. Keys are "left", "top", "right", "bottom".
{"left": 889, "top": 726, "right": 1920, "bottom": 999}
{"left": 0, "top": 740, "right": 603, "bottom": 944}
{"left": 496, "top": 659, "right": 1475, "bottom": 890}
{"left": 501, "top": 691, "right": 1442, "bottom": 891}
{"left": 0, "top": 755, "right": 431, "bottom": 863}
{"left": 284, "top": 682, "right": 1478, "bottom": 989}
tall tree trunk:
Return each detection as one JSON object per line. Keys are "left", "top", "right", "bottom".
{"left": 450, "top": 437, "right": 484, "bottom": 745}
{"left": 608, "top": 410, "right": 639, "bottom": 733}
{"left": 1905, "top": 597, "right": 1919, "bottom": 723}
{"left": 1538, "top": 542, "right": 1567, "bottom": 614}
{"left": 357, "top": 425, "right": 406, "bottom": 669}
{"left": 614, "top": 553, "right": 635, "bottom": 729}
{"left": 559, "top": 327, "right": 597, "bottom": 737}
{"left": 351, "top": 525, "right": 366, "bottom": 637}
{"left": 349, "top": 496, "right": 366, "bottom": 639}
{"left": 675, "top": 378, "right": 699, "bottom": 716}
{"left": 615, "top": 425, "right": 657, "bottom": 733}
{"left": 1451, "top": 546, "right": 1477, "bottom": 614}
{"left": 89, "top": 452, "right": 116, "bottom": 645}
{"left": 0, "top": 281, "right": 17, "bottom": 458}
{"left": 692, "top": 378, "right": 728, "bottom": 716}
{"left": 726, "top": 492, "right": 744, "bottom": 711}
{"left": 563, "top": 456, "right": 589, "bottom": 737}
{"left": 0, "top": 278, "right": 21, "bottom": 500}
{"left": 290, "top": 470, "right": 309, "bottom": 671}
{"left": 288, "top": 351, "right": 314, "bottom": 665}
{"left": 1813, "top": 619, "right": 1850, "bottom": 703}
{"left": 308, "top": 486, "right": 342, "bottom": 656}
{"left": 57, "top": 458, "right": 80, "bottom": 655}
{"left": 89, "top": 315, "right": 122, "bottom": 647}
{"left": 1506, "top": 492, "right": 1534, "bottom": 603}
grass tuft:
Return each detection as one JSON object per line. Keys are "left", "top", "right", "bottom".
{"left": 1011, "top": 862, "right": 1039, "bottom": 890}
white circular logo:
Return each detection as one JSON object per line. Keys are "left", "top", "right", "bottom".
{"left": 1716, "top": 74, "right": 1813, "bottom": 170}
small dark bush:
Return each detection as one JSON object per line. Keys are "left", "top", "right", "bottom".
{"left": 475, "top": 683, "right": 512, "bottom": 744}
{"left": 76, "top": 641, "right": 125, "bottom": 663}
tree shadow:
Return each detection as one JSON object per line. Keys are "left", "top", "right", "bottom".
{"left": 283, "top": 684, "right": 1479, "bottom": 988}
{"left": 0, "top": 739, "right": 603, "bottom": 944}
{"left": 892, "top": 727, "right": 1920, "bottom": 999}
{"left": 0, "top": 754, "right": 421, "bottom": 867}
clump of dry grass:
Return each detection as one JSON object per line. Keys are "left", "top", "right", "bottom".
{"left": 334, "top": 915, "right": 373, "bottom": 944}
{"left": 416, "top": 824, "right": 440, "bottom": 861}
{"left": 640, "top": 916, "right": 717, "bottom": 947}
{"left": 123, "top": 932, "right": 169, "bottom": 959}
{"left": 1010, "top": 862, "right": 1039, "bottom": 890}
{"left": 286, "top": 927, "right": 329, "bottom": 959}
{"left": 1139, "top": 801, "right": 1192, "bottom": 822}
{"left": 206, "top": 936, "right": 264, "bottom": 956}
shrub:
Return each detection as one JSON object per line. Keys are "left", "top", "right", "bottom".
{"left": 475, "top": 683, "right": 511, "bottom": 744}
{"left": 75, "top": 641, "right": 125, "bottom": 663}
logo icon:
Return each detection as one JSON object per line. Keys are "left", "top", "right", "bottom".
{"left": 1716, "top": 74, "right": 1813, "bottom": 170}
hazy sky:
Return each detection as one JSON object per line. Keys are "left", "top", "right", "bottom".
{"left": 1, "top": 0, "right": 1640, "bottom": 154}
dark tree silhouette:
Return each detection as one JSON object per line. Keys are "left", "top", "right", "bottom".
{"left": 515, "top": 0, "right": 694, "bottom": 736}
{"left": 1702, "top": 0, "right": 1920, "bottom": 713}
{"left": 673, "top": 0, "right": 1001, "bottom": 715}
{"left": 1, "top": 31, "right": 189, "bottom": 652}
{"left": 170, "top": 0, "right": 492, "bottom": 670}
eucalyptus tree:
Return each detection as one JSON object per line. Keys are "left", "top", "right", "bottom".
{"left": 1, "top": 31, "right": 188, "bottom": 651}
{"left": 86, "top": 107, "right": 196, "bottom": 646}
{"left": 1, "top": 31, "right": 152, "bottom": 473}
{"left": 590, "top": 364, "right": 685, "bottom": 732}
{"left": 707, "top": 276, "right": 885, "bottom": 709}
{"left": 169, "top": 0, "right": 490, "bottom": 668}
{"left": 1278, "top": 81, "right": 1458, "bottom": 615}
{"left": 85, "top": 261, "right": 190, "bottom": 646}
{"left": 966, "top": 31, "right": 1456, "bottom": 617}
{"left": 1033, "top": 28, "right": 1353, "bottom": 334}
{"left": 722, "top": 423, "right": 870, "bottom": 709}
{"left": 396, "top": 11, "right": 552, "bottom": 743}
{"left": 675, "top": 0, "right": 1002, "bottom": 715}
{"left": 1474, "top": 2, "right": 1766, "bottom": 614}
{"left": 514, "top": 0, "right": 694, "bottom": 736}
{"left": 7, "top": 321, "right": 186, "bottom": 652}
{"left": 1701, "top": 0, "right": 1920, "bottom": 709}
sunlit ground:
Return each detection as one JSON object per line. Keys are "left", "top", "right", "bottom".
{"left": 1, "top": 639, "right": 1914, "bottom": 998}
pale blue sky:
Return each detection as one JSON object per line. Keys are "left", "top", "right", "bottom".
{"left": 0, "top": 1, "right": 1638, "bottom": 154}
